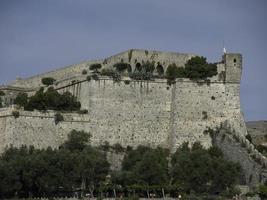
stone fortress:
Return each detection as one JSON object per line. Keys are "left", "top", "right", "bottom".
{"left": 0, "top": 49, "right": 266, "bottom": 187}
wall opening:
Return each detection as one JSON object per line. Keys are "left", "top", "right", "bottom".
{"left": 233, "top": 58, "right": 237, "bottom": 63}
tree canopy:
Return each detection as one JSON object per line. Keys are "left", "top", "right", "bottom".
{"left": 14, "top": 87, "right": 81, "bottom": 111}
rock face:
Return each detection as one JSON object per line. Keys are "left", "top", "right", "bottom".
{"left": 0, "top": 49, "right": 246, "bottom": 153}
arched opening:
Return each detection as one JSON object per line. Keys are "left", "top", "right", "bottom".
{"left": 233, "top": 58, "right": 236, "bottom": 63}
{"left": 156, "top": 65, "right": 164, "bottom": 76}
{"left": 127, "top": 64, "right": 132, "bottom": 73}
{"left": 135, "top": 63, "right": 142, "bottom": 72}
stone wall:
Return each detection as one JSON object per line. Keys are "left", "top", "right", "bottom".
{"left": 9, "top": 49, "right": 196, "bottom": 88}
{"left": 0, "top": 76, "right": 246, "bottom": 154}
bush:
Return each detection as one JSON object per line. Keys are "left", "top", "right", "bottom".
{"left": 12, "top": 111, "right": 20, "bottom": 118}
{"left": 101, "top": 68, "right": 116, "bottom": 76}
{"left": 129, "top": 71, "right": 153, "bottom": 80}
{"left": 124, "top": 80, "right": 130, "bottom": 85}
{"left": 86, "top": 75, "right": 91, "bottom": 81}
{"left": 82, "top": 69, "right": 87, "bottom": 75}
{"left": 24, "top": 87, "right": 81, "bottom": 111}
{"left": 77, "top": 109, "right": 88, "bottom": 114}
{"left": 112, "top": 143, "right": 125, "bottom": 153}
{"left": 89, "top": 63, "right": 102, "bottom": 72}
{"left": 113, "top": 63, "right": 131, "bottom": 72}
{"left": 14, "top": 92, "right": 28, "bottom": 107}
{"left": 184, "top": 56, "right": 217, "bottom": 80}
{"left": 0, "top": 91, "right": 5, "bottom": 96}
{"left": 41, "top": 77, "right": 56, "bottom": 86}
{"left": 54, "top": 113, "right": 64, "bottom": 124}
{"left": 166, "top": 64, "right": 179, "bottom": 80}
{"left": 91, "top": 74, "right": 99, "bottom": 81}
{"left": 171, "top": 142, "right": 241, "bottom": 194}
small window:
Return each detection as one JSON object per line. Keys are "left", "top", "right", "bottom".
{"left": 233, "top": 58, "right": 237, "bottom": 63}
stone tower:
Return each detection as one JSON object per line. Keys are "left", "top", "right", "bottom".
{"left": 223, "top": 53, "right": 242, "bottom": 82}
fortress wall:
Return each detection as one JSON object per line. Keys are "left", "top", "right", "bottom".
{"left": 104, "top": 50, "right": 196, "bottom": 72}
{"left": 0, "top": 79, "right": 173, "bottom": 153}
{"left": 10, "top": 60, "right": 101, "bottom": 88}
{"left": 170, "top": 80, "right": 245, "bottom": 150}
{"left": 9, "top": 50, "right": 196, "bottom": 89}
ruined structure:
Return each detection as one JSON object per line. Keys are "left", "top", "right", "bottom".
{"left": 1, "top": 49, "right": 266, "bottom": 186}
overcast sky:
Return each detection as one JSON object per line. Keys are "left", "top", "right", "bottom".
{"left": 0, "top": 0, "right": 266, "bottom": 121}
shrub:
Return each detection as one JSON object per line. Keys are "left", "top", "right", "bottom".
{"left": 24, "top": 87, "right": 81, "bottom": 111}
{"left": 101, "top": 68, "right": 116, "bottom": 76}
{"left": 41, "top": 77, "right": 56, "bottom": 86}
{"left": 82, "top": 69, "right": 87, "bottom": 75}
{"left": 12, "top": 111, "right": 20, "bottom": 118}
{"left": 54, "top": 113, "right": 64, "bottom": 124}
{"left": 113, "top": 63, "right": 131, "bottom": 72}
{"left": 100, "top": 141, "right": 110, "bottom": 151}
{"left": 89, "top": 63, "right": 102, "bottom": 72}
{"left": 0, "top": 91, "right": 5, "bottom": 96}
{"left": 142, "top": 61, "right": 155, "bottom": 73}
{"left": 184, "top": 56, "right": 217, "bottom": 80}
{"left": 112, "top": 143, "right": 125, "bottom": 153}
{"left": 14, "top": 92, "right": 28, "bottom": 107}
{"left": 77, "top": 109, "right": 88, "bottom": 114}
{"left": 91, "top": 74, "right": 99, "bottom": 81}
{"left": 124, "top": 80, "right": 130, "bottom": 85}
{"left": 0, "top": 98, "right": 2, "bottom": 108}
{"left": 129, "top": 71, "right": 153, "bottom": 80}
{"left": 86, "top": 75, "right": 91, "bottom": 81}
{"left": 166, "top": 64, "right": 179, "bottom": 80}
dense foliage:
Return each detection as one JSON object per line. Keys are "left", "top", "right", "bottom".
{"left": 0, "top": 97, "right": 2, "bottom": 108}
{"left": 171, "top": 142, "right": 241, "bottom": 194}
{"left": 113, "top": 63, "right": 131, "bottom": 72}
{"left": 166, "top": 56, "right": 217, "bottom": 80}
{"left": 14, "top": 87, "right": 81, "bottom": 111}
{"left": 0, "top": 130, "right": 109, "bottom": 198}
{"left": 89, "top": 63, "right": 102, "bottom": 72}
{"left": 41, "top": 77, "right": 56, "bottom": 86}
{"left": 14, "top": 92, "right": 28, "bottom": 107}
{"left": 0, "top": 137, "right": 242, "bottom": 198}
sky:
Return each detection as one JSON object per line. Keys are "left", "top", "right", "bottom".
{"left": 0, "top": 0, "right": 266, "bottom": 121}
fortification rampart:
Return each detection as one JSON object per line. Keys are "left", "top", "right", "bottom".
{"left": 9, "top": 49, "right": 196, "bottom": 88}
{"left": 0, "top": 76, "right": 246, "bottom": 153}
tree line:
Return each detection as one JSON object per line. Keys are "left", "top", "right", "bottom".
{"left": 0, "top": 130, "right": 241, "bottom": 198}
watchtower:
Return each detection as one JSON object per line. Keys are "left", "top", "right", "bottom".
{"left": 223, "top": 53, "right": 242, "bottom": 83}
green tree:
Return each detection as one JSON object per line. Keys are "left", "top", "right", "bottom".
{"left": 60, "top": 130, "right": 91, "bottom": 152}
{"left": 113, "top": 63, "right": 131, "bottom": 72}
{"left": 41, "top": 77, "right": 56, "bottom": 86}
{"left": 171, "top": 142, "right": 241, "bottom": 194}
{"left": 119, "top": 146, "right": 169, "bottom": 186}
{"left": 184, "top": 56, "right": 217, "bottom": 80}
{"left": 14, "top": 93, "right": 28, "bottom": 107}
{"left": 90, "top": 63, "right": 102, "bottom": 73}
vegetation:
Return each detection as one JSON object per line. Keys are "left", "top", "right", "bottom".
{"left": 0, "top": 130, "right": 109, "bottom": 198}
{"left": 0, "top": 90, "right": 5, "bottom": 96}
{"left": 12, "top": 110, "right": 20, "bottom": 118}
{"left": 41, "top": 77, "right": 56, "bottom": 86}
{"left": 166, "top": 56, "right": 217, "bottom": 80}
{"left": 0, "top": 97, "right": 2, "bottom": 108}
{"left": 54, "top": 113, "right": 64, "bottom": 124}
{"left": 14, "top": 87, "right": 81, "bottom": 111}
{"left": 14, "top": 92, "right": 28, "bottom": 107}
{"left": 82, "top": 69, "right": 87, "bottom": 75}
{"left": 113, "top": 63, "right": 131, "bottom": 72}
{"left": 0, "top": 138, "right": 242, "bottom": 198}
{"left": 89, "top": 63, "right": 102, "bottom": 73}
{"left": 171, "top": 142, "right": 241, "bottom": 194}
